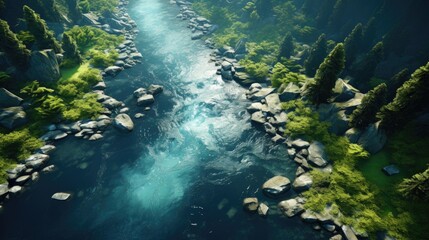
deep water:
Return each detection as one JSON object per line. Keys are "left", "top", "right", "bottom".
{"left": 0, "top": 0, "right": 328, "bottom": 239}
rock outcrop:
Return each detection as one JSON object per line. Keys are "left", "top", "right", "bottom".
{"left": 26, "top": 50, "right": 60, "bottom": 83}
{"left": 0, "top": 88, "right": 23, "bottom": 108}
{"left": 0, "top": 106, "right": 27, "bottom": 129}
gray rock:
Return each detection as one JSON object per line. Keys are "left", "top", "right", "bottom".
{"left": 323, "top": 223, "right": 336, "bottom": 232}
{"left": 265, "top": 94, "right": 281, "bottom": 115}
{"left": 93, "top": 81, "right": 106, "bottom": 90}
{"left": 51, "top": 192, "right": 71, "bottom": 201}
{"left": 271, "top": 134, "right": 286, "bottom": 144}
{"left": 80, "top": 121, "right": 98, "bottom": 129}
{"left": 38, "top": 145, "right": 56, "bottom": 154}
{"left": 25, "top": 153, "right": 49, "bottom": 169}
{"left": 221, "top": 61, "right": 232, "bottom": 71}
{"left": 279, "top": 83, "right": 301, "bottom": 102}
{"left": 307, "top": 141, "right": 329, "bottom": 168}
{"left": 104, "top": 66, "right": 123, "bottom": 76}
{"left": 31, "top": 172, "right": 39, "bottom": 181}
{"left": 383, "top": 165, "right": 400, "bottom": 176}
{"left": 247, "top": 102, "right": 268, "bottom": 113}
{"left": 117, "top": 53, "right": 128, "bottom": 60}
{"left": 300, "top": 211, "right": 318, "bottom": 223}
{"left": 26, "top": 50, "right": 60, "bottom": 83}
{"left": 341, "top": 225, "right": 358, "bottom": 240}
{"left": 137, "top": 94, "right": 155, "bottom": 106}
{"left": 130, "top": 52, "right": 143, "bottom": 59}
{"left": 0, "top": 184, "right": 9, "bottom": 198}
{"left": 133, "top": 88, "right": 147, "bottom": 98}
{"left": 114, "top": 113, "right": 134, "bottom": 132}
{"left": 292, "top": 139, "right": 310, "bottom": 149}
{"left": 278, "top": 198, "right": 305, "bottom": 217}
{"left": 333, "top": 79, "right": 359, "bottom": 102}
{"left": 258, "top": 203, "right": 269, "bottom": 216}
{"left": 42, "top": 165, "right": 56, "bottom": 173}
{"left": 40, "top": 130, "right": 68, "bottom": 141}
{"left": 243, "top": 197, "right": 259, "bottom": 212}
{"left": 6, "top": 164, "right": 27, "bottom": 180}
{"left": 357, "top": 122, "right": 386, "bottom": 154}
{"left": 147, "top": 85, "right": 164, "bottom": 95}
{"left": 9, "top": 185, "right": 22, "bottom": 195}
{"left": 293, "top": 173, "right": 313, "bottom": 191}
{"left": 134, "top": 113, "right": 145, "bottom": 119}
{"left": 334, "top": 94, "right": 363, "bottom": 115}
{"left": 75, "top": 129, "right": 94, "bottom": 138}
{"left": 287, "top": 148, "right": 296, "bottom": 159}
{"left": 97, "top": 119, "right": 112, "bottom": 129}
{"left": 102, "top": 98, "right": 122, "bottom": 109}
{"left": 296, "top": 166, "right": 306, "bottom": 177}
{"left": 345, "top": 128, "right": 361, "bottom": 143}
{"left": 248, "top": 88, "right": 276, "bottom": 101}
{"left": 221, "top": 69, "right": 233, "bottom": 80}
{"left": 89, "top": 134, "right": 103, "bottom": 141}
{"left": 15, "top": 175, "right": 31, "bottom": 185}
{"left": 0, "top": 106, "right": 27, "bottom": 129}
{"left": 263, "top": 122, "right": 276, "bottom": 136}
{"left": 251, "top": 111, "right": 265, "bottom": 124}
{"left": 115, "top": 60, "right": 125, "bottom": 67}
{"left": 191, "top": 31, "right": 204, "bottom": 40}
{"left": 0, "top": 88, "right": 23, "bottom": 107}
{"left": 262, "top": 176, "right": 291, "bottom": 197}
{"left": 330, "top": 234, "right": 343, "bottom": 240}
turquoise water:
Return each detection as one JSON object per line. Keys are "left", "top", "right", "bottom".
{"left": 0, "top": 1, "right": 328, "bottom": 239}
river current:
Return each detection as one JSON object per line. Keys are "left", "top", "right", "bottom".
{"left": 0, "top": 0, "right": 328, "bottom": 239}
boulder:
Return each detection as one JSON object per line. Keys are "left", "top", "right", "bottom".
{"left": 0, "top": 184, "right": 9, "bottom": 199}
{"left": 15, "top": 175, "right": 30, "bottom": 185}
{"left": 251, "top": 111, "right": 265, "bottom": 124}
{"left": 31, "top": 172, "right": 39, "bottom": 181}
{"left": 0, "top": 106, "right": 27, "bottom": 130}
{"left": 37, "top": 145, "right": 56, "bottom": 154}
{"left": 40, "top": 130, "right": 68, "bottom": 141}
{"left": 345, "top": 128, "right": 361, "bottom": 143}
{"left": 191, "top": 31, "right": 204, "bottom": 40}
{"left": 300, "top": 211, "right": 318, "bottom": 223}
{"left": 333, "top": 79, "right": 359, "bottom": 102}
{"left": 114, "top": 113, "right": 134, "bottom": 132}
{"left": 307, "top": 141, "right": 329, "bottom": 168}
{"left": 93, "top": 81, "right": 106, "bottom": 90}
{"left": 293, "top": 173, "right": 313, "bottom": 191}
{"left": 102, "top": 98, "right": 122, "bottom": 109}
{"left": 330, "top": 234, "right": 343, "bottom": 240}
{"left": 265, "top": 94, "right": 281, "bottom": 115}
{"left": 262, "top": 176, "right": 291, "bottom": 197}
{"left": 295, "top": 166, "right": 306, "bottom": 177}
{"left": 271, "top": 134, "right": 286, "bottom": 144}
{"left": 248, "top": 88, "right": 276, "bottom": 101}
{"left": 243, "top": 197, "right": 259, "bottom": 212}
{"left": 247, "top": 102, "right": 268, "bottom": 113}
{"left": 9, "top": 185, "right": 22, "bottom": 195}
{"left": 334, "top": 94, "right": 363, "bottom": 115}
{"left": 89, "top": 134, "right": 103, "bottom": 141}
{"left": 96, "top": 119, "right": 112, "bottom": 129}
{"left": 104, "top": 66, "right": 123, "bottom": 76}
{"left": 263, "top": 122, "right": 277, "bottom": 136}
{"left": 80, "top": 121, "right": 98, "bottom": 129}
{"left": 291, "top": 139, "right": 310, "bottom": 149}
{"left": 233, "top": 72, "right": 251, "bottom": 84}
{"left": 328, "top": 110, "right": 350, "bottom": 135}
{"left": 6, "top": 164, "right": 27, "bottom": 180}
{"left": 134, "top": 113, "right": 145, "bottom": 119}
{"left": 137, "top": 94, "right": 155, "bottom": 106}
{"left": 133, "top": 88, "right": 147, "bottom": 98}
{"left": 130, "top": 52, "right": 143, "bottom": 60}
{"left": 278, "top": 198, "right": 305, "bottom": 217}
{"left": 341, "top": 225, "right": 358, "bottom": 240}
{"left": 221, "top": 69, "right": 233, "bottom": 80}
{"left": 279, "top": 83, "right": 301, "bottom": 102}
{"left": 26, "top": 50, "right": 60, "bottom": 83}
{"left": 51, "top": 192, "right": 71, "bottom": 201}
{"left": 25, "top": 153, "right": 49, "bottom": 169}
{"left": 258, "top": 203, "right": 269, "bottom": 216}
{"left": 147, "top": 85, "right": 164, "bottom": 95}
{"left": 382, "top": 165, "right": 400, "bottom": 176}
{"left": 357, "top": 122, "right": 386, "bottom": 154}
{"left": 221, "top": 61, "right": 232, "bottom": 71}
{"left": 42, "top": 165, "right": 56, "bottom": 173}
{"left": 0, "top": 88, "right": 23, "bottom": 107}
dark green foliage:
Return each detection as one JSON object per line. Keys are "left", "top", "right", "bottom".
{"left": 308, "top": 43, "right": 345, "bottom": 104}
{"left": 62, "top": 93, "right": 103, "bottom": 121}
{"left": 16, "top": 31, "right": 36, "bottom": 49}
{"left": 271, "top": 63, "right": 305, "bottom": 89}
{"left": 353, "top": 42, "right": 384, "bottom": 91}
{"left": 0, "top": 20, "right": 31, "bottom": 69}
{"left": 398, "top": 168, "right": 429, "bottom": 201}
{"left": 350, "top": 83, "right": 387, "bottom": 129}
{"left": 89, "top": 50, "right": 118, "bottom": 68}
{"left": 62, "top": 32, "right": 82, "bottom": 65}
{"left": 67, "top": 0, "right": 82, "bottom": 22}
{"left": 23, "top": 5, "right": 62, "bottom": 53}
{"left": 35, "top": 0, "right": 61, "bottom": 21}
{"left": 35, "top": 94, "right": 66, "bottom": 118}
{"left": 278, "top": 32, "right": 294, "bottom": 61}
{"left": 304, "top": 34, "right": 328, "bottom": 77}
{"left": 362, "top": 17, "right": 376, "bottom": 50}
{"left": 20, "top": 80, "right": 55, "bottom": 103}
{"left": 65, "top": 26, "right": 123, "bottom": 53}
{"left": 379, "top": 62, "right": 429, "bottom": 132}
{"left": 79, "top": 0, "right": 119, "bottom": 14}
{"left": 387, "top": 68, "right": 410, "bottom": 101}
{"left": 0, "top": 0, "right": 4, "bottom": 10}
{"left": 344, "top": 23, "right": 363, "bottom": 67}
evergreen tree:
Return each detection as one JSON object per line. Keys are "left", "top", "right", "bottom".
{"left": 344, "top": 23, "right": 363, "bottom": 67}
{"left": 67, "top": 0, "right": 82, "bottom": 23}
{"left": 398, "top": 167, "right": 429, "bottom": 201}
{"left": 379, "top": 62, "right": 429, "bottom": 131}
{"left": 278, "top": 32, "right": 294, "bottom": 61}
{"left": 0, "top": 20, "right": 31, "bottom": 68}
{"left": 23, "top": 5, "right": 62, "bottom": 53}
{"left": 304, "top": 33, "right": 327, "bottom": 77}
{"left": 350, "top": 83, "right": 387, "bottom": 129}
{"left": 362, "top": 17, "right": 376, "bottom": 50}
{"left": 62, "top": 32, "right": 82, "bottom": 64}
{"left": 387, "top": 68, "right": 410, "bottom": 101}
{"left": 328, "top": 0, "right": 346, "bottom": 29}
{"left": 308, "top": 43, "right": 345, "bottom": 104}
{"left": 353, "top": 42, "right": 384, "bottom": 91}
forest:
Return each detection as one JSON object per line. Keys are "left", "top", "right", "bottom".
{"left": 0, "top": 0, "right": 428, "bottom": 239}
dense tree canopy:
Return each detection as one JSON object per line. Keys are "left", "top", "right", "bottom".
{"left": 398, "top": 167, "right": 429, "bottom": 201}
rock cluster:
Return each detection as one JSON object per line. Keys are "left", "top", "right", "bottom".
{"left": 174, "top": 1, "right": 217, "bottom": 40}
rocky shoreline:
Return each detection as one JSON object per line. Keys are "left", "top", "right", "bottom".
{"left": 0, "top": 0, "right": 165, "bottom": 209}
{"left": 169, "top": 1, "right": 389, "bottom": 240}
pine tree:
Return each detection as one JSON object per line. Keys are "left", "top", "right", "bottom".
{"left": 379, "top": 62, "right": 429, "bottom": 131}
{"left": 308, "top": 43, "right": 345, "bottom": 104}
{"left": 344, "top": 23, "right": 363, "bottom": 67}
{"left": 304, "top": 34, "right": 327, "bottom": 77}
{"left": 387, "top": 68, "right": 410, "bottom": 101}
{"left": 62, "top": 32, "right": 82, "bottom": 64}
{"left": 23, "top": 5, "right": 62, "bottom": 53}
{"left": 350, "top": 83, "right": 387, "bottom": 129}
{"left": 353, "top": 42, "right": 384, "bottom": 91}
{"left": 362, "top": 17, "right": 376, "bottom": 50}
{"left": 67, "top": 0, "right": 82, "bottom": 23}
{"left": 278, "top": 32, "right": 294, "bottom": 61}
{"left": 0, "top": 20, "right": 31, "bottom": 68}
{"left": 398, "top": 167, "right": 429, "bottom": 201}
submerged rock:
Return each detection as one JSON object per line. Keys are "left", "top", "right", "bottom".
{"left": 114, "top": 113, "right": 134, "bottom": 132}
{"left": 262, "top": 176, "right": 291, "bottom": 197}
{"left": 147, "top": 85, "right": 164, "bottom": 95}
{"left": 51, "top": 192, "right": 71, "bottom": 201}
{"left": 243, "top": 197, "right": 259, "bottom": 212}
{"left": 258, "top": 203, "right": 269, "bottom": 217}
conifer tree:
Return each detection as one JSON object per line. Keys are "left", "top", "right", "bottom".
{"left": 379, "top": 62, "right": 429, "bottom": 131}
{"left": 353, "top": 42, "right": 384, "bottom": 90}
{"left": 344, "top": 23, "right": 363, "bottom": 67}
{"left": 62, "top": 32, "right": 82, "bottom": 64}
{"left": 362, "top": 17, "right": 376, "bottom": 50}
{"left": 350, "top": 83, "right": 387, "bottom": 129}
{"left": 23, "top": 5, "right": 62, "bottom": 53}
{"left": 67, "top": 0, "right": 82, "bottom": 23}
{"left": 387, "top": 68, "right": 410, "bottom": 101}
{"left": 304, "top": 34, "right": 327, "bottom": 77}
{"left": 278, "top": 32, "right": 294, "bottom": 61}
{"left": 308, "top": 43, "right": 345, "bottom": 104}
{"left": 0, "top": 19, "right": 31, "bottom": 68}
{"left": 398, "top": 167, "right": 429, "bottom": 201}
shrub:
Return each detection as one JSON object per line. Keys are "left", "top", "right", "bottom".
{"left": 89, "top": 50, "right": 118, "bottom": 68}
{"left": 62, "top": 93, "right": 103, "bottom": 121}
{"left": 239, "top": 59, "right": 270, "bottom": 80}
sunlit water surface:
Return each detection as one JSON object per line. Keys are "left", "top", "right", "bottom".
{"left": 0, "top": 0, "right": 328, "bottom": 239}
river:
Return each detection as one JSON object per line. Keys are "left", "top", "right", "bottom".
{"left": 0, "top": 0, "right": 328, "bottom": 239}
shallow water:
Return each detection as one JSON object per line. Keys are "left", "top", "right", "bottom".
{"left": 0, "top": 0, "right": 328, "bottom": 239}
